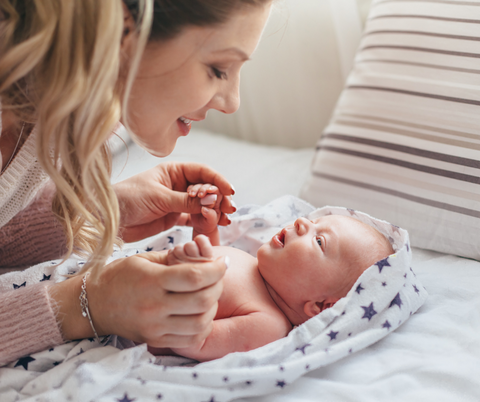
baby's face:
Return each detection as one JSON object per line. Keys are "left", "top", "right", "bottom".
{"left": 257, "top": 215, "right": 389, "bottom": 325}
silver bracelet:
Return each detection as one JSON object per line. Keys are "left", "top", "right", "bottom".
{"left": 79, "top": 272, "right": 100, "bottom": 342}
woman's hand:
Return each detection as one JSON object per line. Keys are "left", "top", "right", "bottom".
{"left": 113, "top": 162, "right": 236, "bottom": 243}
{"left": 50, "top": 252, "right": 227, "bottom": 348}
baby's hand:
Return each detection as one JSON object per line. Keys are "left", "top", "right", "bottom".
{"left": 167, "top": 235, "right": 214, "bottom": 265}
{"left": 187, "top": 184, "right": 223, "bottom": 244}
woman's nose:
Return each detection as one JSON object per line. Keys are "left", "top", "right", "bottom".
{"left": 209, "top": 77, "right": 240, "bottom": 115}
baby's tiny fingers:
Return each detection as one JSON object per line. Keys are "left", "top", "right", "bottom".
{"left": 198, "top": 183, "right": 214, "bottom": 198}
{"left": 188, "top": 184, "right": 203, "bottom": 197}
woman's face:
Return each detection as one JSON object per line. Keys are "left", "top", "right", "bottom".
{"left": 122, "top": 3, "right": 272, "bottom": 157}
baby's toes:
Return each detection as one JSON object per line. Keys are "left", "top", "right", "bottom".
{"left": 184, "top": 241, "right": 201, "bottom": 258}
{"left": 194, "top": 235, "right": 214, "bottom": 259}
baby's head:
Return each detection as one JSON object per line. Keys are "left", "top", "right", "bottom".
{"left": 257, "top": 215, "right": 394, "bottom": 326}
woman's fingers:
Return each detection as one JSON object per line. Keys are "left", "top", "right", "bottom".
{"left": 162, "top": 276, "right": 223, "bottom": 315}
{"left": 170, "top": 162, "right": 234, "bottom": 196}
{"left": 149, "top": 330, "right": 211, "bottom": 349}
{"left": 157, "top": 257, "right": 227, "bottom": 292}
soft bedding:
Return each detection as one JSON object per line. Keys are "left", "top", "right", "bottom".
{"left": 0, "top": 196, "right": 427, "bottom": 402}
{"left": 1, "top": 132, "right": 479, "bottom": 401}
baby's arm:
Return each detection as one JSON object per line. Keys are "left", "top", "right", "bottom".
{"left": 187, "top": 184, "right": 223, "bottom": 246}
{"left": 171, "top": 311, "right": 290, "bottom": 362}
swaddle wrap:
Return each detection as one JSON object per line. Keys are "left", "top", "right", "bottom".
{"left": 0, "top": 196, "right": 427, "bottom": 402}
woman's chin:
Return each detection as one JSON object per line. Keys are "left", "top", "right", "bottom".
{"left": 142, "top": 140, "right": 178, "bottom": 158}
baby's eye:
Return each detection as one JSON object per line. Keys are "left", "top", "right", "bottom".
{"left": 316, "top": 237, "right": 322, "bottom": 247}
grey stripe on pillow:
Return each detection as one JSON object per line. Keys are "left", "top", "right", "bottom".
{"left": 301, "top": 0, "right": 480, "bottom": 259}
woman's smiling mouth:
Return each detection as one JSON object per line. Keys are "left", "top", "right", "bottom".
{"left": 177, "top": 116, "right": 193, "bottom": 135}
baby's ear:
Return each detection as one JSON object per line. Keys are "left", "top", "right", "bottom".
{"left": 303, "top": 298, "right": 339, "bottom": 317}
{"left": 303, "top": 301, "right": 324, "bottom": 318}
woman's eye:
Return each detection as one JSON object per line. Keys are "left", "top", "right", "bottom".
{"left": 212, "top": 67, "right": 227, "bottom": 80}
{"left": 316, "top": 238, "right": 322, "bottom": 247}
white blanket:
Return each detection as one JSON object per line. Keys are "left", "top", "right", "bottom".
{"left": 0, "top": 196, "right": 427, "bottom": 402}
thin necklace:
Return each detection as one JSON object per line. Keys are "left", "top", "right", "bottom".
{"left": 1, "top": 122, "right": 25, "bottom": 174}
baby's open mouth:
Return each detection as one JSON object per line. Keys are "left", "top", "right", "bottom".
{"left": 273, "top": 230, "right": 286, "bottom": 247}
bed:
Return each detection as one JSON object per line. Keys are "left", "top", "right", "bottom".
{"left": 2, "top": 0, "right": 480, "bottom": 400}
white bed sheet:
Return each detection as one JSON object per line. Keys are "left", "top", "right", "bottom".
{"left": 111, "top": 129, "right": 315, "bottom": 207}
{"left": 111, "top": 131, "right": 480, "bottom": 401}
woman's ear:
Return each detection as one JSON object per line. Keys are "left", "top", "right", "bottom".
{"left": 121, "top": 2, "right": 136, "bottom": 48}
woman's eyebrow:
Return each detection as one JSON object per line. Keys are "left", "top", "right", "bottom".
{"left": 212, "top": 47, "right": 251, "bottom": 61}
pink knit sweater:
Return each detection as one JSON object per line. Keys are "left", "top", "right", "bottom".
{"left": 0, "top": 184, "right": 66, "bottom": 366}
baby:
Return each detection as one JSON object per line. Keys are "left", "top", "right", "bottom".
{"left": 148, "top": 185, "right": 394, "bottom": 362}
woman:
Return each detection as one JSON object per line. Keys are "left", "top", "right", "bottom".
{"left": 0, "top": 0, "right": 272, "bottom": 365}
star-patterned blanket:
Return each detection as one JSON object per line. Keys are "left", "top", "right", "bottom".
{"left": 0, "top": 195, "right": 427, "bottom": 402}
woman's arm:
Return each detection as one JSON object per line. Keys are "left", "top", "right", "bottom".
{"left": 0, "top": 282, "right": 64, "bottom": 366}
{"left": 0, "top": 182, "right": 66, "bottom": 268}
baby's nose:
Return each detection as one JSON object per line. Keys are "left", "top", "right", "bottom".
{"left": 294, "top": 217, "right": 311, "bottom": 235}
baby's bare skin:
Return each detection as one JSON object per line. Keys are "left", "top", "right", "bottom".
{"left": 149, "top": 245, "right": 292, "bottom": 362}
{"left": 148, "top": 185, "right": 393, "bottom": 362}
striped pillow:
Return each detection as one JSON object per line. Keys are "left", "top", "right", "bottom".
{"left": 301, "top": 0, "right": 480, "bottom": 260}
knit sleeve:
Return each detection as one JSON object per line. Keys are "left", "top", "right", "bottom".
{"left": 0, "top": 182, "right": 67, "bottom": 268}
{"left": 0, "top": 282, "right": 64, "bottom": 366}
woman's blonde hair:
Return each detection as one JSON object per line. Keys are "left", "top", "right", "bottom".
{"left": 0, "top": 0, "right": 152, "bottom": 278}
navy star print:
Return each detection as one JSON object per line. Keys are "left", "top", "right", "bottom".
{"left": 145, "top": 247, "right": 153, "bottom": 252}
{"left": 361, "top": 302, "right": 377, "bottom": 321}
{"left": 355, "top": 283, "right": 365, "bottom": 294}
{"left": 375, "top": 258, "right": 391, "bottom": 273}
{"left": 327, "top": 330, "right": 339, "bottom": 341}
{"left": 14, "top": 356, "right": 35, "bottom": 370}
{"left": 389, "top": 293, "right": 403, "bottom": 309}
{"left": 13, "top": 282, "right": 26, "bottom": 289}
{"left": 413, "top": 285, "right": 420, "bottom": 294}
{"left": 295, "top": 343, "right": 311, "bottom": 355}
{"left": 116, "top": 393, "right": 135, "bottom": 402}
{"left": 168, "top": 236, "right": 174, "bottom": 244}
{"left": 382, "top": 320, "right": 392, "bottom": 330}
{"left": 276, "top": 380, "right": 287, "bottom": 388}
{"left": 40, "top": 274, "right": 51, "bottom": 282}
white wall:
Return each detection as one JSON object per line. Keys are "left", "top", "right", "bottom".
{"left": 196, "top": 0, "right": 371, "bottom": 148}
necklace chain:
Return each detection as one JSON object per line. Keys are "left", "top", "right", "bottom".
{"left": 1, "top": 122, "right": 25, "bottom": 174}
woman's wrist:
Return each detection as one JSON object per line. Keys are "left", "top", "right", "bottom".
{"left": 48, "top": 275, "right": 103, "bottom": 341}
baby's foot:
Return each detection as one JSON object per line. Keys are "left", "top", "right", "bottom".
{"left": 167, "top": 235, "right": 214, "bottom": 265}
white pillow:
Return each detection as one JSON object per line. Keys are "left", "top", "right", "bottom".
{"left": 301, "top": 0, "right": 480, "bottom": 260}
